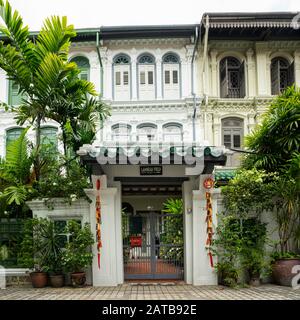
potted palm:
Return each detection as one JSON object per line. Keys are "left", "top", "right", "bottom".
{"left": 18, "top": 218, "right": 49, "bottom": 288}
{"left": 61, "top": 220, "right": 94, "bottom": 287}
{"left": 271, "top": 177, "right": 300, "bottom": 286}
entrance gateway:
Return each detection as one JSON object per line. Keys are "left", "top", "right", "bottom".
{"left": 78, "top": 143, "right": 227, "bottom": 285}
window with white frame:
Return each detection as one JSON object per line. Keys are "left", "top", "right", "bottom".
{"left": 137, "top": 124, "right": 157, "bottom": 142}
{"left": 111, "top": 124, "right": 132, "bottom": 141}
{"left": 6, "top": 127, "right": 24, "bottom": 154}
{"left": 138, "top": 53, "right": 155, "bottom": 100}
{"left": 40, "top": 126, "right": 58, "bottom": 152}
{"left": 70, "top": 56, "right": 90, "bottom": 81}
{"left": 271, "top": 57, "right": 294, "bottom": 95}
{"left": 222, "top": 117, "right": 244, "bottom": 149}
{"left": 163, "top": 123, "right": 183, "bottom": 142}
{"left": 162, "top": 53, "right": 180, "bottom": 99}
{"left": 113, "top": 54, "right": 131, "bottom": 101}
{"left": 8, "top": 81, "right": 26, "bottom": 106}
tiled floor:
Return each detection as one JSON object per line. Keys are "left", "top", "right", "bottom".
{"left": 0, "top": 283, "right": 300, "bottom": 300}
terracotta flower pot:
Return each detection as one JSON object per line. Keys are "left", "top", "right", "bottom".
{"left": 49, "top": 274, "right": 65, "bottom": 288}
{"left": 30, "top": 272, "right": 48, "bottom": 288}
{"left": 272, "top": 259, "right": 300, "bottom": 287}
{"left": 71, "top": 272, "right": 86, "bottom": 287}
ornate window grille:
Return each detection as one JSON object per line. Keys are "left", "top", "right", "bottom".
{"left": 271, "top": 57, "right": 294, "bottom": 95}
{"left": 220, "top": 57, "right": 245, "bottom": 98}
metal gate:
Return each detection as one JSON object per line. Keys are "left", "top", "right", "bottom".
{"left": 122, "top": 210, "right": 184, "bottom": 280}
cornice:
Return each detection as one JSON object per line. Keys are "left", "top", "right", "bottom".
{"left": 103, "top": 37, "right": 190, "bottom": 47}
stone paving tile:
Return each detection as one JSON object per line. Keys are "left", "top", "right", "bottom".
{"left": 0, "top": 283, "right": 300, "bottom": 300}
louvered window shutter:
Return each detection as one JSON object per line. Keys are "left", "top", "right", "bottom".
{"left": 271, "top": 60, "right": 280, "bottom": 95}
{"left": 220, "top": 59, "right": 229, "bottom": 98}
{"left": 239, "top": 61, "right": 245, "bottom": 98}
{"left": 288, "top": 61, "right": 295, "bottom": 87}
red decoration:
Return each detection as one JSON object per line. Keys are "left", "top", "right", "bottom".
{"left": 96, "top": 179, "right": 101, "bottom": 190}
{"left": 95, "top": 179, "right": 102, "bottom": 269}
{"left": 205, "top": 192, "right": 214, "bottom": 268}
{"left": 203, "top": 177, "right": 214, "bottom": 190}
{"left": 130, "top": 236, "right": 142, "bottom": 248}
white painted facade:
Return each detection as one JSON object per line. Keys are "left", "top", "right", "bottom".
{"left": 1, "top": 16, "right": 300, "bottom": 287}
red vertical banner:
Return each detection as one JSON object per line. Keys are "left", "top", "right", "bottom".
{"left": 205, "top": 191, "right": 214, "bottom": 268}
{"left": 95, "top": 179, "right": 102, "bottom": 269}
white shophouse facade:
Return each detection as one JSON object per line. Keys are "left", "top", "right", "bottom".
{"left": 2, "top": 13, "right": 300, "bottom": 286}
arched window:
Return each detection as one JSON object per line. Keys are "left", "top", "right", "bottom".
{"left": 70, "top": 56, "right": 90, "bottom": 81}
{"left": 222, "top": 117, "right": 244, "bottom": 149}
{"left": 162, "top": 52, "right": 180, "bottom": 99}
{"left": 6, "top": 127, "right": 24, "bottom": 153}
{"left": 271, "top": 57, "right": 294, "bottom": 95}
{"left": 113, "top": 53, "right": 131, "bottom": 100}
{"left": 163, "top": 123, "right": 183, "bottom": 142}
{"left": 111, "top": 124, "right": 131, "bottom": 141}
{"left": 138, "top": 53, "right": 155, "bottom": 100}
{"left": 220, "top": 57, "right": 245, "bottom": 98}
{"left": 8, "top": 81, "right": 25, "bottom": 106}
{"left": 40, "top": 126, "right": 58, "bottom": 150}
{"left": 137, "top": 123, "right": 157, "bottom": 142}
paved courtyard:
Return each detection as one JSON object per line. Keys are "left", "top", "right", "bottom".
{"left": 0, "top": 283, "right": 300, "bottom": 300}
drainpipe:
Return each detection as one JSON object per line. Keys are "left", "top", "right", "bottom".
{"left": 191, "top": 25, "right": 200, "bottom": 142}
{"left": 96, "top": 31, "right": 104, "bottom": 97}
{"left": 200, "top": 15, "right": 209, "bottom": 141}
{"left": 96, "top": 31, "right": 104, "bottom": 142}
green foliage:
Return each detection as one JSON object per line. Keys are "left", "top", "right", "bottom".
{"left": 211, "top": 214, "right": 268, "bottom": 287}
{"left": 244, "top": 85, "right": 300, "bottom": 173}
{"left": 271, "top": 251, "right": 300, "bottom": 261}
{"left": 160, "top": 198, "right": 183, "bottom": 262}
{"left": 0, "top": 128, "right": 37, "bottom": 209}
{"left": 222, "top": 168, "right": 277, "bottom": 217}
{"left": 37, "top": 157, "right": 91, "bottom": 205}
{"left": 61, "top": 220, "right": 94, "bottom": 273}
{"left": 17, "top": 218, "right": 54, "bottom": 272}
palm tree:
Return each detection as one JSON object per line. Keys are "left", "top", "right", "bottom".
{"left": 46, "top": 68, "right": 110, "bottom": 156}
{"left": 245, "top": 86, "right": 300, "bottom": 173}
{"left": 0, "top": 1, "right": 107, "bottom": 176}
{"left": 0, "top": 128, "right": 35, "bottom": 207}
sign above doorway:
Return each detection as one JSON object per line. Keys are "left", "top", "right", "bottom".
{"left": 140, "top": 166, "right": 163, "bottom": 175}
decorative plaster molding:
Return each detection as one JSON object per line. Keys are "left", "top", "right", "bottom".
{"left": 103, "top": 38, "right": 190, "bottom": 47}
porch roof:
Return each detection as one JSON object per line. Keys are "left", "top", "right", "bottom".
{"left": 77, "top": 144, "right": 227, "bottom": 175}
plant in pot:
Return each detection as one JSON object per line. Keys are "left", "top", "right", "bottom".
{"left": 240, "top": 218, "right": 268, "bottom": 286}
{"left": 61, "top": 220, "right": 94, "bottom": 287}
{"left": 18, "top": 218, "right": 49, "bottom": 288}
{"left": 271, "top": 177, "right": 300, "bottom": 287}
{"left": 43, "top": 221, "right": 65, "bottom": 288}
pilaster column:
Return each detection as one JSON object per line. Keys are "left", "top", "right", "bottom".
{"left": 84, "top": 175, "right": 120, "bottom": 286}
{"left": 155, "top": 49, "right": 163, "bottom": 99}
{"left": 89, "top": 52, "right": 101, "bottom": 94}
{"left": 131, "top": 48, "right": 138, "bottom": 100}
{"left": 212, "top": 112, "right": 221, "bottom": 146}
{"left": 100, "top": 47, "right": 112, "bottom": 100}
{"left": 294, "top": 50, "right": 300, "bottom": 87}
{"left": 185, "top": 44, "right": 194, "bottom": 96}
{"left": 255, "top": 43, "right": 271, "bottom": 96}
{"left": 210, "top": 49, "right": 218, "bottom": 97}
{"left": 191, "top": 175, "right": 218, "bottom": 285}
{"left": 246, "top": 48, "right": 256, "bottom": 97}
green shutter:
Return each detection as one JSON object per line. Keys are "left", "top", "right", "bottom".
{"left": 40, "top": 127, "right": 58, "bottom": 151}
{"left": 9, "top": 81, "right": 24, "bottom": 106}
{"left": 6, "top": 128, "right": 24, "bottom": 153}
{"left": 70, "top": 56, "right": 90, "bottom": 81}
